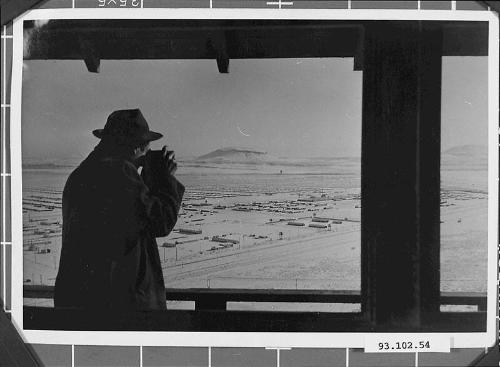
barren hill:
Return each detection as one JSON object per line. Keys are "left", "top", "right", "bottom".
{"left": 443, "top": 145, "right": 487, "bottom": 158}
{"left": 442, "top": 145, "right": 487, "bottom": 170}
{"left": 195, "top": 147, "right": 272, "bottom": 164}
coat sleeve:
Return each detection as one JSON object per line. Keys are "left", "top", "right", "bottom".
{"left": 138, "top": 160, "right": 185, "bottom": 237}
{"left": 103, "top": 160, "right": 185, "bottom": 257}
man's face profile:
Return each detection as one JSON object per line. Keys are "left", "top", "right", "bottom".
{"left": 134, "top": 142, "right": 151, "bottom": 159}
{"left": 133, "top": 142, "right": 151, "bottom": 167}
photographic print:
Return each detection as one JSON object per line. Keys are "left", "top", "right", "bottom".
{"left": 8, "top": 9, "right": 498, "bottom": 348}
{"left": 21, "top": 56, "right": 363, "bottom": 308}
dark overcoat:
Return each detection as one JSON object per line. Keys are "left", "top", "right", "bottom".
{"left": 54, "top": 144, "right": 184, "bottom": 310}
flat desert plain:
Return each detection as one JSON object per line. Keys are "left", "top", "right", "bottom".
{"left": 22, "top": 147, "right": 488, "bottom": 311}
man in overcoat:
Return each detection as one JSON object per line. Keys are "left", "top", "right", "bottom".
{"left": 54, "top": 109, "right": 184, "bottom": 310}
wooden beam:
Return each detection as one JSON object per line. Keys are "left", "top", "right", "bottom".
{"left": 216, "top": 55, "right": 230, "bottom": 74}
{"left": 353, "top": 26, "right": 364, "bottom": 71}
{"left": 23, "top": 20, "right": 487, "bottom": 65}
{"left": 78, "top": 37, "right": 100, "bottom": 73}
{"left": 208, "top": 31, "right": 230, "bottom": 73}
{"left": 361, "top": 22, "right": 442, "bottom": 328}
{"left": 22, "top": 306, "right": 487, "bottom": 332}
{"left": 417, "top": 23, "right": 442, "bottom": 317}
{"left": 24, "top": 285, "right": 486, "bottom": 311}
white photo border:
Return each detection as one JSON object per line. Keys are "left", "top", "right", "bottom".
{"left": 9, "top": 8, "right": 499, "bottom": 348}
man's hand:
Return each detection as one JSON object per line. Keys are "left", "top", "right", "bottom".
{"left": 161, "top": 146, "right": 177, "bottom": 176}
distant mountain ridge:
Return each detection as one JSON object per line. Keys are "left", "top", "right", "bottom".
{"left": 195, "top": 147, "right": 272, "bottom": 163}
{"left": 22, "top": 162, "right": 74, "bottom": 169}
{"left": 442, "top": 144, "right": 487, "bottom": 170}
{"left": 23, "top": 156, "right": 84, "bottom": 167}
{"left": 443, "top": 145, "right": 487, "bottom": 157}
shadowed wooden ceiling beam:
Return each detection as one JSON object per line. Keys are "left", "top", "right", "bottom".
{"left": 208, "top": 31, "right": 230, "bottom": 74}
{"left": 79, "top": 37, "right": 101, "bottom": 73}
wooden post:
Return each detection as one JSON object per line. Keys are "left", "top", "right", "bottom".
{"left": 195, "top": 297, "right": 227, "bottom": 311}
{"left": 361, "top": 22, "right": 442, "bottom": 329}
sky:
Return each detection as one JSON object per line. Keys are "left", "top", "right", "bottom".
{"left": 21, "top": 55, "right": 488, "bottom": 161}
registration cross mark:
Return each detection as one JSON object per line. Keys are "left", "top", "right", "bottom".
{"left": 266, "top": 1, "right": 294, "bottom": 9}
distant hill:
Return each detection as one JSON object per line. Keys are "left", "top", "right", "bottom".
{"left": 443, "top": 145, "right": 487, "bottom": 158}
{"left": 442, "top": 145, "right": 487, "bottom": 170}
{"left": 22, "top": 157, "right": 83, "bottom": 169}
{"left": 22, "top": 162, "right": 75, "bottom": 169}
{"left": 192, "top": 148, "right": 362, "bottom": 168}
{"left": 195, "top": 147, "right": 272, "bottom": 164}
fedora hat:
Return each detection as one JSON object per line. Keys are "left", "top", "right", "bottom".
{"left": 93, "top": 109, "right": 163, "bottom": 144}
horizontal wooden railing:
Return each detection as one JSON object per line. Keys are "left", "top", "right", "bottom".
{"left": 23, "top": 285, "right": 487, "bottom": 311}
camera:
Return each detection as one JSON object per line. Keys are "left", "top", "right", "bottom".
{"left": 142, "top": 148, "right": 176, "bottom": 175}
{"left": 145, "top": 149, "right": 174, "bottom": 163}
{"left": 145, "top": 149, "right": 165, "bottom": 164}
